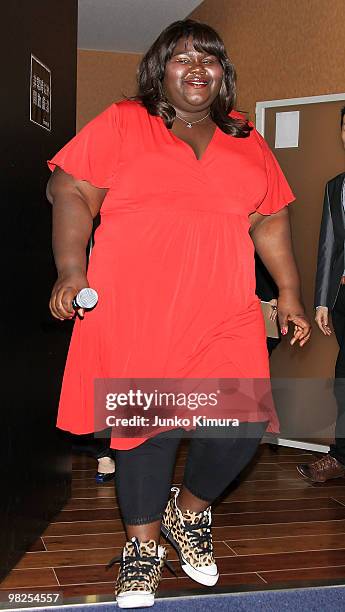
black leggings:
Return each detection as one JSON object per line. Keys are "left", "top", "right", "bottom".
{"left": 115, "top": 422, "right": 267, "bottom": 525}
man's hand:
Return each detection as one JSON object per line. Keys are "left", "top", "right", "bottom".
{"left": 315, "top": 306, "right": 332, "bottom": 336}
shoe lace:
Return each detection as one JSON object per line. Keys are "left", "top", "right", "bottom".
{"left": 107, "top": 546, "right": 177, "bottom": 583}
{"left": 183, "top": 515, "right": 213, "bottom": 556}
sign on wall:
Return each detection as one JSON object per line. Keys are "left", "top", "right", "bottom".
{"left": 275, "top": 111, "right": 300, "bottom": 149}
{"left": 30, "top": 54, "right": 51, "bottom": 131}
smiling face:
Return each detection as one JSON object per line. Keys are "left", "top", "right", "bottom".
{"left": 163, "top": 36, "right": 224, "bottom": 116}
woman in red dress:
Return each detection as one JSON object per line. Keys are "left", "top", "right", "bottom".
{"left": 47, "top": 20, "right": 311, "bottom": 608}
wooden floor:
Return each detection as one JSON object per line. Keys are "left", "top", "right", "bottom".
{"left": 2, "top": 444, "right": 345, "bottom": 601}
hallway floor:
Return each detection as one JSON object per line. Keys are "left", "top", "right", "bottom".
{"left": 2, "top": 444, "right": 345, "bottom": 603}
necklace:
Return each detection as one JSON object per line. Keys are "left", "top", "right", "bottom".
{"left": 175, "top": 111, "right": 210, "bottom": 129}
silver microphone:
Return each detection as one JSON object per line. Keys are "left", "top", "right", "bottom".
{"left": 72, "top": 288, "right": 98, "bottom": 310}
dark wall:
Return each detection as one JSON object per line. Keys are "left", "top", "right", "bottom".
{"left": 0, "top": 0, "right": 78, "bottom": 579}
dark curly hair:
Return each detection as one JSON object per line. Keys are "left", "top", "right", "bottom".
{"left": 135, "top": 19, "right": 251, "bottom": 138}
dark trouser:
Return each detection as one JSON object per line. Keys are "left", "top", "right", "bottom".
{"left": 114, "top": 422, "right": 267, "bottom": 525}
{"left": 71, "top": 429, "right": 114, "bottom": 460}
{"left": 71, "top": 433, "right": 110, "bottom": 459}
{"left": 267, "top": 336, "right": 280, "bottom": 357}
{"left": 330, "top": 285, "right": 345, "bottom": 466}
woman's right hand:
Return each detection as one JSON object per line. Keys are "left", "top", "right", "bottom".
{"left": 315, "top": 306, "right": 332, "bottom": 336}
{"left": 49, "top": 271, "right": 89, "bottom": 321}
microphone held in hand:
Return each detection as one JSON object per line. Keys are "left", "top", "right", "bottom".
{"left": 72, "top": 288, "right": 99, "bottom": 310}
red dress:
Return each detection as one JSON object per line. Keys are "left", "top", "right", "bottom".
{"left": 48, "top": 101, "right": 294, "bottom": 450}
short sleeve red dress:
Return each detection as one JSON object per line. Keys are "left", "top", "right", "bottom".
{"left": 48, "top": 101, "right": 295, "bottom": 450}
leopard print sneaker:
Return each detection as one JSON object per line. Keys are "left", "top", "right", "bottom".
{"left": 161, "top": 487, "right": 219, "bottom": 586}
{"left": 107, "top": 537, "right": 169, "bottom": 608}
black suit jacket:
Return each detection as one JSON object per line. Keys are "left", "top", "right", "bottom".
{"left": 315, "top": 173, "right": 345, "bottom": 309}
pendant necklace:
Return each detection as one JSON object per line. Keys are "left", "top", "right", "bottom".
{"left": 175, "top": 111, "right": 210, "bottom": 129}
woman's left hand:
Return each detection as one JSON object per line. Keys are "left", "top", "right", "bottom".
{"left": 277, "top": 292, "right": 312, "bottom": 347}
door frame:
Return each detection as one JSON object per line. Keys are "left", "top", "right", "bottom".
{"left": 256, "top": 92, "right": 345, "bottom": 453}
